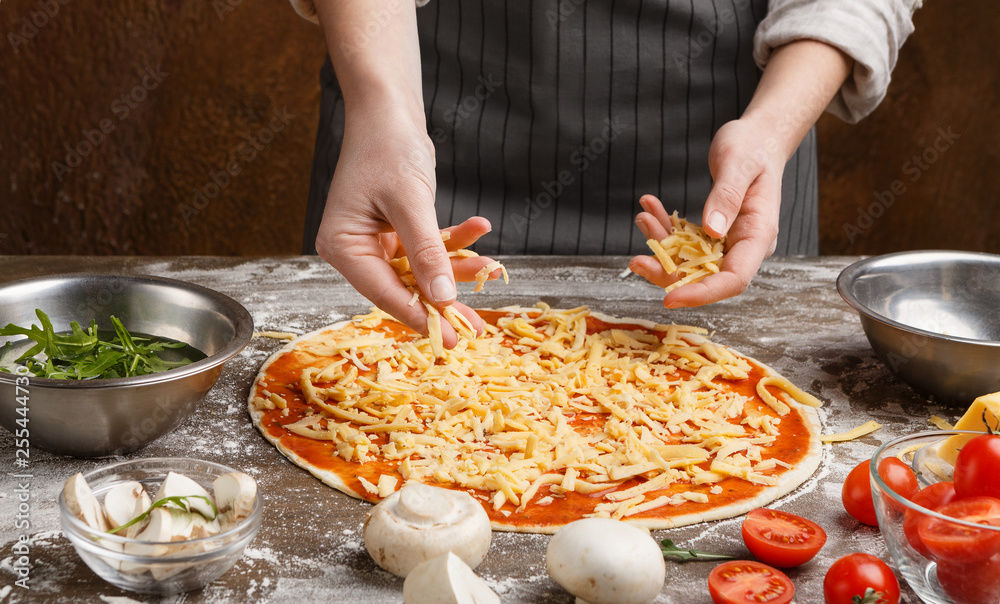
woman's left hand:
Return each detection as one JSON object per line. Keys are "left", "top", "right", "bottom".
{"left": 630, "top": 117, "right": 785, "bottom": 308}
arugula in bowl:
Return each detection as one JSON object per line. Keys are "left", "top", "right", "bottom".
{"left": 0, "top": 309, "right": 196, "bottom": 380}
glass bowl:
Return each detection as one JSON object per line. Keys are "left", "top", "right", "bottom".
{"left": 58, "top": 457, "right": 262, "bottom": 595}
{"left": 872, "top": 431, "right": 1000, "bottom": 604}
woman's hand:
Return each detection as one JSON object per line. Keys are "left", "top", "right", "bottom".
{"left": 631, "top": 40, "right": 852, "bottom": 309}
{"left": 314, "top": 103, "right": 499, "bottom": 349}
{"left": 630, "top": 117, "right": 785, "bottom": 308}
{"left": 311, "top": 0, "right": 500, "bottom": 348}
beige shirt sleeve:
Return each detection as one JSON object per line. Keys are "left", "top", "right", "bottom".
{"left": 289, "top": 0, "right": 430, "bottom": 25}
{"left": 754, "top": 0, "right": 922, "bottom": 123}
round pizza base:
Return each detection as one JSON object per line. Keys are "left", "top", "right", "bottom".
{"left": 248, "top": 308, "right": 823, "bottom": 533}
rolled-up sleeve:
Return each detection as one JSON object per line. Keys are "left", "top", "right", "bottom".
{"left": 289, "top": 0, "right": 430, "bottom": 25}
{"left": 754, "top": 0, "right": 922, "bottom": 123}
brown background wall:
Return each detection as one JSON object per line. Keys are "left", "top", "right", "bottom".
{"left": 1, "top": 0, "right": 997, "bottom": 258}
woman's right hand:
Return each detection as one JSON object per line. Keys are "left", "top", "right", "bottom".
{"left": 314, "top": 101, "right": 498, "bottom": 349}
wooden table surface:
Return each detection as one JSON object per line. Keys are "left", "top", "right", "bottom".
{"left": 0, "top": 255, "right": 954, "bottom": 603}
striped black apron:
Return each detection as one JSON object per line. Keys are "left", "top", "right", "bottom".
{"left": 303, "top": 0, "right": 818, "bottom": 256}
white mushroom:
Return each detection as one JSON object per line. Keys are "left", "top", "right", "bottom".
{"left": 103, "top": 481, "right": 151, "bottom": 539}
{"left": 63, "top": 472, "right": 110, "bottom": 531}
{"left": 212, "top": 472, "right": 257, "bottom": 530}
{"left": 157, "top": 471, "right": 216, "bottom": 520}
{"left": 164, "top": 506, "right": 220, "bottom": 541}
{"left": 402, "top": 552, "right": 500, "bottom": 604}
{"left": 363, "top": 482, "right": 492, "bottom": 578}
{"left": 546, "top": 518, "right": 665, "bottom": 604}
{"left": 124, "top": 507, "right": 174, "bottom": 558}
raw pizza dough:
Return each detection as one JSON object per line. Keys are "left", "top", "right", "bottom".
{"left": 248, "top": 306, "right": 822, "bottom": 533}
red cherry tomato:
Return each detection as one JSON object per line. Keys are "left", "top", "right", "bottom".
{"left": 708, "top": 560, "right": 794, "bottom": 604}
{"left": 741, "top": 508, "right": 827, "bottom": 568}
{"left": 842, "top": 460, "right": 879, "bottom": 526}
{"left": 823, "top": 553, "right": 900, "bottom": 604}
{"left": 902, "top": 481, "right": 958, "bottom": 558}
{"left": 842, "top": 458, "right": 920, "bottom": 526}
{"left": 954, "top": 433, "right": 1000, "bottom": 499}
{"left": 937, "top": 552, "right": 1000, "bottom": 604}
{"left": 918, "top": 496, "right": 1000, "bottom": 563}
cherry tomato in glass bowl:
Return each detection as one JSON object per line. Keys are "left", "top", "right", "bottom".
{"left": 954, "top": 433, "right": 1000, "bottom": 499}
{"left": 917, "top": 496, "right": 1000, "bottom": 563}
{"left": 902, "top": 481, "right": 958, "bottom": 558}
{"left": 741, "top": 508, "right": 826, "bottom": 568}
{"left": 936, "top": 552, "right": 1000, "bottom": 604}
{"left": 823, "top": 553, "right": 900, "bottom": 604}
{"left": 708, "top": 561, "right": 794, "bottom": 604}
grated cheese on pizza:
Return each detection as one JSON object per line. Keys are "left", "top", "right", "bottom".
{"left": 252, "top": 304, "right": 822, "bottom": 521}
{"left": 645, "top": 212, "right": 725, "bottom": 293}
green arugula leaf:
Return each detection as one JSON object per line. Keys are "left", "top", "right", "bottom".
{"left": 660, "top": 539, "right": 737, "bottom": 562}
{"left": 0, "top": 309, "right": 196, "bottom": 380}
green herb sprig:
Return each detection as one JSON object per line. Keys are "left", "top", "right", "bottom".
{"left": 660, "top": 539, "right": 737, "bottom": 562}
{"left": 106, "top": 495, "right": 219, "bottom": 535}
{"left": 0, "top": 309, "right": 192, "bottom": 379}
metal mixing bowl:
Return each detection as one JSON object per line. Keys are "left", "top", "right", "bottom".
{"left": 838, "top": 250, "right": 1000, "bottom": 404}
{"left": 0, "top": 274, "right": 253, "bottom": 456}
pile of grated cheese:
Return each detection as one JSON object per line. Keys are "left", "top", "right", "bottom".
{"left": 645, "top": 211, "right": 725, "bottom": 293}
{"left": 253, "top": 304, "right": 821, "bottom": 520}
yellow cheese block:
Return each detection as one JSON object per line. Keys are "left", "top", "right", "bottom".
{"left": 938, "top": 391, "right": 1000, "bottom": 466}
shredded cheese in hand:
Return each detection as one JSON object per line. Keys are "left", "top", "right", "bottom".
{"left": 385, "top": 231, "right": 509, "bottom": 357}
{"left": 643, "top": 212, "right": 725, "bottom": 293}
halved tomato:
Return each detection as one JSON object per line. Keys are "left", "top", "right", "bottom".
{"left": 902, "top": 481, "right": 958, "bottom": 558}
{"left": 917, "top": 496, "right": 1000, "bottom": 563}
{"left": 741, "top": 508, "right": 827, "bottom": 567}
{"left": 708, "top": 561, "right": 794, "bottom": 604}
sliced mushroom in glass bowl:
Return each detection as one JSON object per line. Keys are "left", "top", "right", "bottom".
{"left": 58, "top": 457, "right": 261, "bottom": 595}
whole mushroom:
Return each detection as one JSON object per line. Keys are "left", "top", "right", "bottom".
{"left": 546, "top": 518, "right": 665, "bottom": 604}
{"left": 363, "top": 482, "right": 492, "bottom": 578}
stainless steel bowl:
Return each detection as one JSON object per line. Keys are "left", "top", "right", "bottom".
{"left": 838, "top": 250, "right": 1000, "bottom": 404}
{"left": 0, "top": 274, "right": 253, "bottom": 456}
